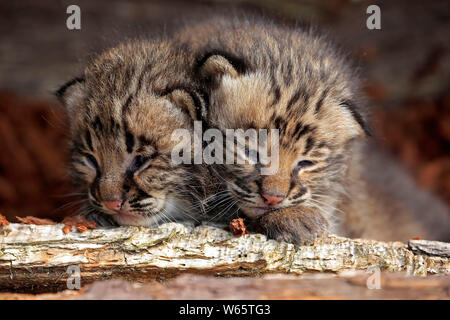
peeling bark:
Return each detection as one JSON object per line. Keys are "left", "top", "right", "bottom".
{"left": 0, "top": 222, "right": 449, "bottom": 292}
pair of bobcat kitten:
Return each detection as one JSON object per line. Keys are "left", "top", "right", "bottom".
{"left": 58, "top": 17, "right": 450, "bottom": 243}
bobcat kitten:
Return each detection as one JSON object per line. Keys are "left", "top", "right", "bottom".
{"left": 57, "top": 40, "right": 214, "bottom": 227}
{"left": 178, "top": 16, "right": 450, "bottom": 243}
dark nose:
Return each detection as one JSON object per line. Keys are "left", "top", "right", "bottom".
{"left": 261, "top": 193, "right": 284, "bottom": 206}
{"left": 102, "top": 200, "right": 122, "bottom": 212}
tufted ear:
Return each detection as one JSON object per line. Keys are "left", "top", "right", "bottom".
{"left": 55, "top": 77, "right": 85, "bottom": 114}
{"left": 196, "top": 51, "right": 247, "bottom": 83}
{"left": 166, "top": 88, "right": 207, "bottom": 121}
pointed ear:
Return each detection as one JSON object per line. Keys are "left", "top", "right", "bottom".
{"left": 166, "top": 88, "right": 207, "bottom": 121}
{"left": 55, "top": 77, "right": 85, "bottom": 113}
{"left": 340, "top": 100, "right": 372, "bottom": 138}
{"left": 196, "top": 51, "right": 247, "bottom": 82}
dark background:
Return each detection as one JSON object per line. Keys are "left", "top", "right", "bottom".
{"left": 0, "top": 0, "right": 449, "bottom": 221}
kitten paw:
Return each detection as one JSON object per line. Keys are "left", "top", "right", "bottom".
{"left": 258, "top": 207, "right": 328, "bottom": 245}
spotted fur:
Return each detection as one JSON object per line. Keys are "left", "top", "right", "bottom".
{"left": 179, "top": 15, "right": 450, "bottom": 243}
{"left": 57, "top": 40, "right": 216, "bottom": 227}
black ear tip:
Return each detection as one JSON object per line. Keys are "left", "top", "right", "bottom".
{"left": 55, "top": 76, "right": 85, "bottom": 100}
{"left": 341, "top": 99, "right": 371, "bottom": 137}
{"left": 54, "top": 87, "right": 64, "bottom": 100}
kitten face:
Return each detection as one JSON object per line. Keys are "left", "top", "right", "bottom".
{"left": 70, "top": 93, "right": 198, "bottom": 226}
{"left": 211, "top": 73, "right": 355, "bottom": 219}
{"left": 195, "top": 27, "right": 369, "bottom": 221}
{"left": 58, "top": 41, "right": 204, "bottom": 226}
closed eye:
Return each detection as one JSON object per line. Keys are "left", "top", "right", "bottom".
{"left": 129, "top": 155, "right": 150, "bottom": 172}
{"left": 296, "top": 160, "right": 314, "bottom": 170}
{"left": 84, "top": 154, "right": 99, "bottom": 171}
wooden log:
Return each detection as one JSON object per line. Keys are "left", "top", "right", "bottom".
{"left": 0, "top": 222, "right": 449, "bottom": 292}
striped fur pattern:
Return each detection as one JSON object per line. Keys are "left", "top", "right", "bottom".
{"left": 57, "top": 40, "right": 213, "bottom": 227}
{"left": 179, "top": 15, "right": 450, "bottom": 243}
{"left": 56, "top": 16, "right": 450, "bottom": 243}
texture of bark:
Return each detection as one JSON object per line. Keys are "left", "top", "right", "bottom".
{"left": 0, "top": 222, "right": 449, "bottom": 293}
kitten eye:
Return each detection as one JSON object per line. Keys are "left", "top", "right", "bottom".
{"left": 296, "top": 160, "right": 314, "bottom": 169}
{"left": 85, "top": 154, "right": 99, "bottom": 170}
{"left": 130, "top": 155, "right": 149, "bottom": 172}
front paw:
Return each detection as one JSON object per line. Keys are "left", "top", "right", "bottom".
{"left": 257, "top": 207, "right": 328, "bottom": 245}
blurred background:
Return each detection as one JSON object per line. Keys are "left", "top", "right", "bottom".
{"left": 0, "top": 0, "right": 449, "bottom": 222}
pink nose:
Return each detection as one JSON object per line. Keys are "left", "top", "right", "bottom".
{"left": 261, "top": 193, "right": 284, "bottom": 206}
{"left": 103, "top": 200, "right": 122, "bottom": 212}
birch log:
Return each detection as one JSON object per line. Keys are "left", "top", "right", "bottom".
{"left": 0, "top": 222, "right": 449, "bottom": 292}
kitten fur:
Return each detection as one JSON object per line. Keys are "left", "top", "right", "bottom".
{"left": 57, "top": 39, "right": 221, "bottom": 227}
{"left": 177, "top": 15, "right": 450, "bottom": 243}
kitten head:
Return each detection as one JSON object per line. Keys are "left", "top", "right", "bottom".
{"left": 57, "top": 41, "right": 206, "bottom": 226}
{"left": 195, "top": 26, "right": 370, "bottom": 220}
